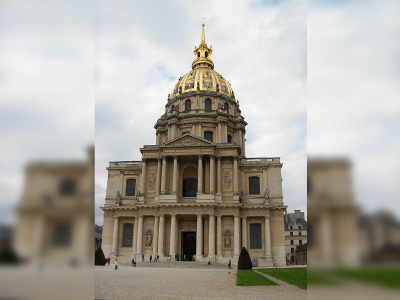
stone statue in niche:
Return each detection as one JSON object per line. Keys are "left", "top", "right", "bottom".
{"left": 264, "top": 188, "right": 270, "bottom": 199}
{"left": 224, "top": 232, "right": 231, "bottom": 248}
{"left": 240, "top": 190, "right": 246, "bottom": 203}
{"left": 148, "top": 173, "right": 156, "bottom": 191}
{"left": 115, "top": 191, "right": 121, "bottom": 205}
{"left": 145, "top": 232, "right": 153, "bottom": 247}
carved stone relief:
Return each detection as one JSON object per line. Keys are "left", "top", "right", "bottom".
{"left": 224, "top": 231, "right": 232, "bottom": 248}
{"left": 148, "top": 173, "right": 156, "bottom": 192}
{"left": 223, "top": 170, "right": 232, "bottom": 191}
{"left": 145, "top": 230, "right": 153, "bottom": 247}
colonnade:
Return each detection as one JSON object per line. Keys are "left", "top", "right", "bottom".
{"left": 141, "top": 155, "right": 241, "bottom": 197}
{"left": 111, "top": 214, "right": 272, "bottom": 259}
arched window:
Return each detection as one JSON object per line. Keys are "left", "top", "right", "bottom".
{"left": 197, "top": 52, "right": 200, "bottom": 58}
{"left": 171, "top": 105, "right": 175, "bottom": 112}
{"left": 204, "top": 131, "right": 213, "bottom": 142}
{"left": 205, "top": 51, "right": 208, "bottom": 58}
{"left": 224, "top": 102, "right": 229, "bottom": 114}
{"left": 205, "top": 99, "right": 212, "bottom": 111}
{"left": 249, "top": 176, "right": 260, "bottom": 195}
{"left": 185, "top": 99, "right": 191, "bottom": 111}
{"left": 227, "top": 135, "right": 232, "bottom": 143}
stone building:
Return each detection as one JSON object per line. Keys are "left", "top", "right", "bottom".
{"left": 14, "top": 147, "right": 94, "bottom": 265}
{"left": 101, "top": 24, "right": 287, "bottom": 267}
{"left": 284, "top": 210, "right": 307, "bottom": 265}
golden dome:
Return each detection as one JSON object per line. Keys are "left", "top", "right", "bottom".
{"left": 169, "top": 22, "right": 234, "bottom": 100}
{"left": 170, "top": 68, "right": 233, "bottom": 99}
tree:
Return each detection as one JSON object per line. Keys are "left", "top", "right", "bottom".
{"left": 237, "top": 247, "right": 252, "bottom": 270}
{"left": 95, "top": 247, "right": 106, "bottom": 266}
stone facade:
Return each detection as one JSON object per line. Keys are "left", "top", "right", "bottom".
{"left": 101, "top": 24, "right": 287, "bottom": 267}
{"left": 284, "top": 210, "right": 307, "bottom": 265}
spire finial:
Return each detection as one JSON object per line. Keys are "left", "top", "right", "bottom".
{"left": 201, "top": 17, "right": 206, "bottom": 43}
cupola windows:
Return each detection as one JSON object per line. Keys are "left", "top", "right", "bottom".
{"left": 205, "top": 99, "right": 212, "bottom": 111}
{"left": 204, "top": 131, "right": 213, "bottom": 142}
{"left": 185, "top": 99, "right": 192, "bottom": 111}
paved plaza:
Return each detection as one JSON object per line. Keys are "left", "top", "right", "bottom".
{"left": 95, "top": 265, "right": 306, "bottom": 300}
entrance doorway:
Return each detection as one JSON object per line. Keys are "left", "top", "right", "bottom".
{"left": 182, "top": 232, "right": 196, "bottom": 261}
{"left": 182, "top": 178, "right": 197, "bottom": 197}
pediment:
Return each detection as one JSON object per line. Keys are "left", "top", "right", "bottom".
{"left": 162, "top": 134, "right": 213, "bottom": 147}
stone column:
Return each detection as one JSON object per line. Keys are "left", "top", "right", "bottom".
{"left": 242, "top": 217, "right": 247, "bottom": 249}
{"left": 196, "top": 214, "right": 203, "bottom": 258}
{"left": 172, "top": 155, "right": 178, "bottom": 194}
{"left": 216, "top": 156, "right": 221, "bottom": 194}
{"left": 216, "top": 215, "right": 222, "bottom": 257}
{"left": 233, "top": 156, "right": 239, "bottom": 194}
{"left": 133, "top": 216, "right": 138, "bottom": 255}
{"left": 242, "top": 131, "right": 246, "bottom": 156}
{"left": 238, "top": 128, "right": 242, "bottom": 147}
{"left": 262, "top": 167, "right": 268, "bottom": 195}
{"left": 233, "top": 216, "right": 240, "bottom": 257}
{"left": 136, "top": 215, "right": 143, "bottom": 254}
{"left": 140, "top": 158, "right": 147, "bottom": 195}
{"left": 169, "top": 214, "right": 177, "bottom": 257}
{"left": 112, "top": 216, "right": 119, "bottom": 254}
{"left": 222, "top": 122, "right": 227, "bottom": 143}
{"left": 158, "top": 215, "right": 165, "bottom": 256}
{"left": 192, "top": 122, "right": 196, "bottom": 135}
{"left": 155, "top": 158, "right": 161, "bottom": 199}
{"left": 209, "top": 155, "right": 215, "bottom": 194}
{"left": 197, "top": 155, "right": 203, "bottom": 194}
{"left": 217, "top": 122, "right": 222, "bottom": 143}
{"left": 208, "top": 215, "right": 215, "bottom": 258}
{"left": 265, "top": 216, "right": 272, "bottom": 256}
{"left": 197, "top": 122, "right": 202, "bottom": 137}
{"left": 161, "top": 156, "right": 167, "bottom": 194}
{"left": 153, "top": 216, "right": 159, "bottom": 256}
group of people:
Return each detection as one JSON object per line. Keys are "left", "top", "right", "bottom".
{"left": 137, "top": 254, "right": 160, "bottom": 263}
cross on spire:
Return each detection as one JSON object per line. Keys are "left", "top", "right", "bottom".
{"left": 201, "top": 17, "right": 206, "bottom": 26}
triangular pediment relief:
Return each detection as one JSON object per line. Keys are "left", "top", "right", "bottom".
{"left": 162, "top": 134, "right": 213, "bottom": 147}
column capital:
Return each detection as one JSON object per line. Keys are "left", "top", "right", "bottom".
{"left": 215, "top": 155, "right": 221, "bottom": 159}
{"left": 173, "top": 154, "right": 179, "bottom": 159}
{"left": 157, "top": 157, "right": 162, "bottom": 162}
{"left": 142, "top": 158, "right": 147, "bottom": 162}
{"left": 196, "top": 214, "right": 203, "bottom": 217}
{"left": 198, "top": 154, "right": 203, "bottom": 159}
{"left": 264, "top": 215, "right": 270, "bottom": 219}
{"left": 162, "top": 155, "right": 167, "bottom": 159}
{"left": 262, "top": 166, "right": 268, "bottom": 170}
{"left": 209, "top": 154, "right": 215, "bottom": 159}
{"left": 233, "top": 155, "right": 239, "bottom": 160}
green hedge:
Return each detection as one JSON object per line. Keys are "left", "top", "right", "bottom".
{"left": 238, "top": 247, "right": 252, "bottom": 270}
{"left": 95, "top": 247, "right": 106, "bottom": 265}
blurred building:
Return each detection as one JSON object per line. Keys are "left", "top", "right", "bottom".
{"left": 295, "top": 243, "right": 307, "bottom": 265}
{"left": 0, "top": 224, "right": 14, "bottom": 253}
{"left": 307, "top": 158, "right": 360, "bottom": 267}
{"left": 359, "top": 210, "right": 400, "bottom": 263}
{"left": 95, "top": 225, "right": 103, "bottom": 250}
{"left": 14, "top": 147, "right": 94, "bottom": 265}
{"left": 284, "top": 210, "right": 307, "bottom": 265}
{"left": 101, "top": 24, "right": 288, "bottom": 267}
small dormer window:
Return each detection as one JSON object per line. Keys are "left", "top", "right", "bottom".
{"left": 198, "top": 52, "right": 200, "bottom": 58}
{"left": 205, "top": 99, "right": 212, "bottom": 111}
{"left": 205, "top": 51, "right": 208, "bottom": 58}
{"left": 227, "top": 135, "right": 232, "bottom": 143}
{"left": 224, "top": 102, "right": 229, "bottom": 114}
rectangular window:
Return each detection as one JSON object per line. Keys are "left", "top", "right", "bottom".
{"left": 122, "top": 223, "right": 134, "bottom": 247}
{"left": 291, "top": 248, "right": 294, "bottom": 253}
{"left": 299, "top": 232, "right": 302, "bottom": 236}
{"left": 298, "top": 226, "right": 301, "bottom": 230}
{"left": 204, "top": 131, "right": 213, "bottom": 142}
{"left": 126, "top": 179, "right": 136, "bottom": 196}
{"left": 250, "top": 223, "right": 262, "bottom": 249}
{"left": 290, "top": 232, "right": 293, "bottom": 236}
{"left": 249, "top": 177, "right": 260, "bottom": 195}
{"left": 299, "top": 240, "right": 302, "bottom": 245}
{"left": 59, "top": 179, "right": 76, "bottom": 196}
{"left": 52, "top": 223, "right": 72, "bottom": 247}
{"left": 227, "top": 135, "right": 232, "bottom": 143}
{"left": 291, "top": 240, "right": 294, "bottom": 245}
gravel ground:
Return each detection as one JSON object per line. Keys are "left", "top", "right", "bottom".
{"left": 95, "top": 266, "right": 306, "bottom": 300}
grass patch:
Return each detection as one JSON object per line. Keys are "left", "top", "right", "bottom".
{"left": 258, "top": 268, "right": 307, "bottom": 289}
{"left": 329, "top": 267, "right": 400, "bottom": 289}
{"left": 236, "top": 269, "right": 278, "bottom": 286}
{"left": 307, "top": 270, "right": 338, "bottom": 286}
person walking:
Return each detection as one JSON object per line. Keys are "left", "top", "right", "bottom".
{"left": 157, "top": 254, "right": 159, "bottom": 262}
{"left": 133, "top": 258, "right": 136, "bottom": 267}
{"left": 108, "top": 257, "right": 110, "bottom": 265}
{"left": 150, "top": 254, "right": 152, "bottom": 262}
{"left": 114, "top": 260, "right": 118, "bottom": 270}
{"left": 142, "top": 254, "right": 144, "bottom": 262}
{"left": 228, "top": 260, "right": 231, "bottom": 269}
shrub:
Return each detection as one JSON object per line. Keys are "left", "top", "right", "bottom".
{"left": 238, "top": 247, "right": 252, "bottom": 270}
{"left": 0, "top": 247, "right": 20, "bottom": 265}
{"left": 95, "top": 247, "right": 106, "bottom": 266}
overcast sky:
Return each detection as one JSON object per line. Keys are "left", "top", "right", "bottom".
{"left": 95, "top": 0, "right": 307, "bottom": 225}
{"left": 1, "top": 0, "right": 398, "bottom": 227}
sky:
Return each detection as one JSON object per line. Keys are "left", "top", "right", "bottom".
{"left": 0, "top": 0, "right": 399, "bottom": 227}
{"left": 95, "top": 0, "right": 307, "bottom": 225}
